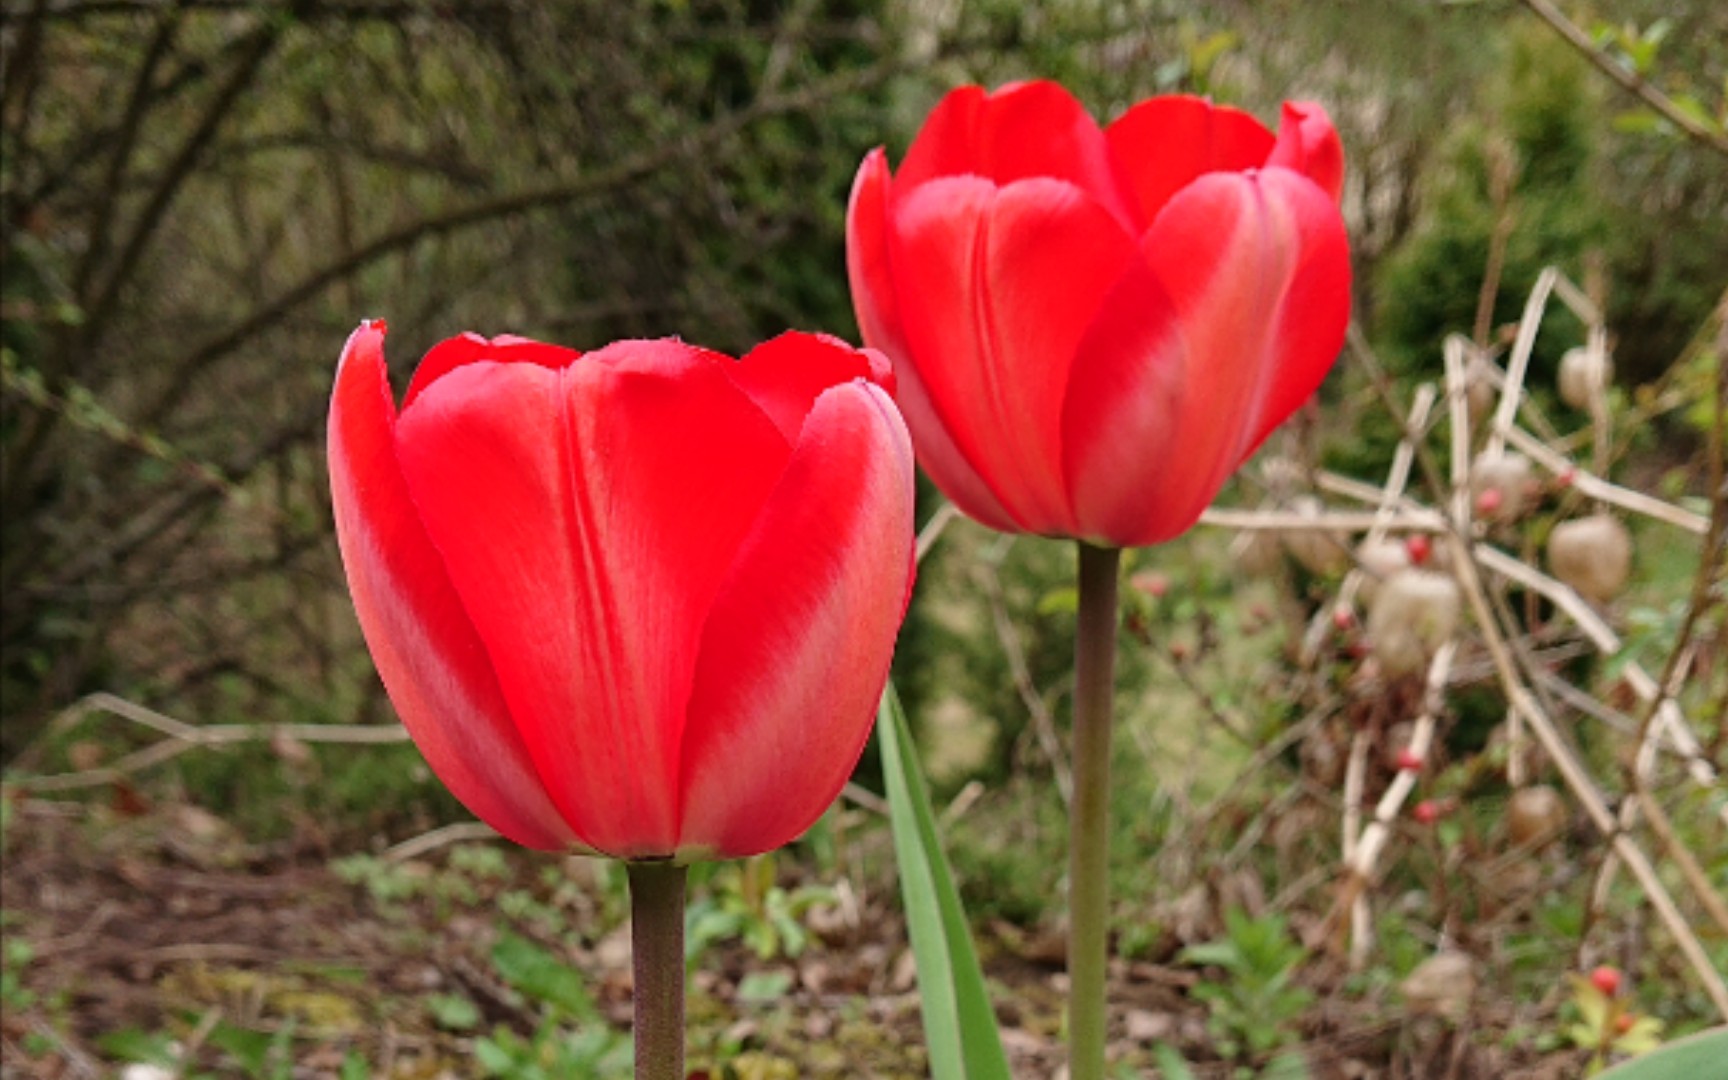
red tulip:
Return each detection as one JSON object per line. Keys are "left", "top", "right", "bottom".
{"left": 847, "top": 82, "right": 1351, "bottom": 547}
{"left": 328, "top": 323, "right": 916, "bottom": 861}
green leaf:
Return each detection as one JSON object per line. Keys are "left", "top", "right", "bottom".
{"left": 736, "top": 970, "right": 793, "bottom": 1004}
{"left": 1261, "top": 1051, "right": 1312, "bottom": 1080}
{"left": 425, "top": 992, "right": 482, "bottom": 1031}
{"left": 878, "top": 684, "right": 1011, "bottom": 1080}
{"left": 1597, "top": 1026, "right": 1728, "bottom": 1078}
{"left": 96, "top": 1027, "right": 178, "bottom": 1067}
{"left": 1152, "top": 1043, "right": 1198, "bottom": 1079}
{"left": 490, "top": 932, "right": 596, "bottom": 1019}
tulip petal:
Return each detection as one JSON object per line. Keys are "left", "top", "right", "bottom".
{"left": 889, "top": 175, "right": 1139, "bottom": 535}
{"left": 1104, "top": 94, "right": 1274, "bottom": 228}
{"left": 1063, "top": 169, "right": 1350, "bottom": 545}
{"left": 728, "top": 330, "right": 890, "bottom": 443}
{"left": 1266, "top": 101, "right": 1345, "bottom": 202}
{"left": 849, "top": 152, "right": 1021, "bottom": 531}
{"left": 679, "top": 381, "right": 915, "bottom": 858}
{"left": 847, "top": 148, "right": 912, "bottom": 364}
{"left": 897, "top": 81, "right": 1139, "bottom": 232}
{"left": 402, "top": 331, "right": 581, "bottom": 411}
{"left": 328, "top": 324, "right": 579, "bottom": 851}
{"left": 395, "top": 341, "right": 791, "bottom": 858}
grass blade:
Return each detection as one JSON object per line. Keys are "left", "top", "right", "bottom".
{"left": 877, "top": 683, "right": 1011, "bottom": 1080}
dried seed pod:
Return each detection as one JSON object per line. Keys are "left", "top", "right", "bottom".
{"left": 1230, "top": 529, "right": 1283, "bottom": 578}
{"left": 1506, "top": 784, "right": 1568, "bottom": 848}
{"left": 1470, "top": 451, "right": 1536, "bottom": 520}
{"left": 1465, "top": 355, "right": 1497, "bottom": 422}
{"left": 1547, "top": 513, "right": 1632, "bottom": 602}
{"left": 1355, "top": 537, "right": 1411, "bottom": 604}
{"left": 1367, "top": 570, "right": 1460, "bottom": 676}
{"left": 1558, "top": 346, "right": 1611, "bottom": 411}
{"left": 1402, "top": 951, "right": 1476, "bottom": 1019}
{"left": 1284, "top": 495, "right": 1349, "bottom": 576}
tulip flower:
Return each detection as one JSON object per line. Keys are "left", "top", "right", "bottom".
{"left": 846, "top": 81, "right": 1351, "bottom": 1080}
{"left": 329, "top": 321, "right": 915, "bottom": 862}
{"left": 329, "top": 322, "right": 915, "bottom": 1077}
{"left": 847, "top": 80, "right": 1350, "bottom": 548}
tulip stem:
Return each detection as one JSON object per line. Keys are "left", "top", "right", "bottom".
{"left": 1069, "top": 542, "right": 1120, "bottom": 1080}
{"left": 627, "top": 859, "right": 686, "bottom": 1080}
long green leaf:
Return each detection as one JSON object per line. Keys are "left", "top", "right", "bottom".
{"left": 877, "top": 683, "right": 1011, "bottom": 1080}
{"left": 1596, "top": 1027, "right": 1728, "bottom": 1079}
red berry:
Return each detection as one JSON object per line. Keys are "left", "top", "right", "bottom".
{"left": 1413, "top": 800, "right": 1443, "bottom": 825}
{"left": 1475, "top": 488, "right": 1503, "bottom": 516}
{"left": 1405, "top": 535, "right": 1432, "bottom": 566}
{"left": 1396, "top": 748, "right": 1424, "bottom": 773}
{"left": 1614, "top": 1013, "right": 1635, "bottom": 1034}
{"left": 1590, "top": 965, "right": 1622, "bottom": 997}
{"left": 1556, "top": 468, "right": 1577, "bottom": 489}
{"left": 1332, "top": 607, "right": 1355, "bottom": 631}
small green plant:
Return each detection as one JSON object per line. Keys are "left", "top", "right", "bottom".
{"left": 1181, "top": 908, "right": 1314, "bottom": 1069}
{"left": 475, "top": 931, "right": 630, "bottom": 1080}
{"left": 1, "top": 936, "right": 36, "bottom": 1012}
{"left": 685, "top": 853, "right": 835, "bottom": 963}
{"left": 1564, "top": 970, "right": 1663, "bottom": 1075}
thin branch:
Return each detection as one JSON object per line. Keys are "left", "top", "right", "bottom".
{"left": 1518, "top": 0, "right": 1728, "bottom": 158}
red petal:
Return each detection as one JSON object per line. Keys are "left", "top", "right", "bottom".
{"left": 678, "top": 382, "right": 915, "bottom": 858}
{"left": 1103, "top": 94, "right": 1274, "bottom": 228}
{"left": 327, "top": 323, "right": 578, "bottom": 851}
{"left": 847, "top": 148, "right": 912, "bottom": 365}
{"left": 897, "top": 81, "right": 1138, "bottom": 232}
{"left": 1266, "top": 101, "right": 1345, "bottom": 202}
{"left": 1063, "top": 169, "right": 1350, "bottom": 545}
{"left": 851, "top": 149, "right": 1016, "bottom": 529}
{"left": 393, "top": 341, "right": 791, "bottom": 858}
{"left": 728, "top": 331, "right": 886, "bottom": 443}
{"left": 402, "top": 332, "right": 581, "bottom": 411}
{"left": 889, "top": 175, "right": 1138, "bottom": 535}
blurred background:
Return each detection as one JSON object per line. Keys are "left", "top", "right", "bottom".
{"left": 2, "top": 1, "right": 1724, "bottom": 1076}
{"left": 4, "top": 0, "right": 1723, "bottom": 763}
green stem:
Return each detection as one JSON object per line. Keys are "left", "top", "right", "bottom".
{"left": 1068, "top": 542, "right": 1121, "bottom": 1080}
{"left": 627, "top": 860, "right": 687, "bottom": 1080}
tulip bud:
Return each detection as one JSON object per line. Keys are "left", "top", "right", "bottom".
{"left": 1366, "top": 570, "right": 1460, "bottom": 676}
{"left": 1547, "top": 514, "right": 1632, "bottom": 603}
{"left": 1558, "top": 346, "right": 1611, "bottom": 411}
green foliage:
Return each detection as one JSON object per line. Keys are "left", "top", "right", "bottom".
{"left": 879, "top": 685, "right": 1011, "bottom": 1080}
{"left": 686, "top": 853, "right": 835, "bottom": 963}
{"left": 1564, "top": 974, "right": 1665, "bottom": 1074}
{"left": 474, "top": 931, "right": 630, "bottom": 1080}
{"left": 1373, "top": 27, "right": 1600, "bottom": 385}
{"left": 1181, "top": 909, "right": 1314, "bottom": 1064}
{"left": 1, "top": 936, "right": 37, "bottom": 1012}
